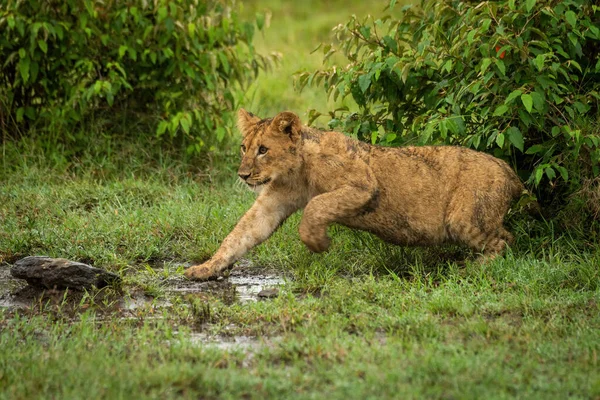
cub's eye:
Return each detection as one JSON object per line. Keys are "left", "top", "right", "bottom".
{"left": 258, "top": 145, "right": 268, "bottom": 155}
{"left": 240, "top": 145, "right": 246, "bottom": 153}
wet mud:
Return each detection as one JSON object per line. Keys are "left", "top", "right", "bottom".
{"left": 0, "top": 260, "right": 285, "bottom": 310}
{"left": 1, "top": 260, "right": 287, "bottom": 351}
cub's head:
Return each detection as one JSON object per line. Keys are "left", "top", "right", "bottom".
{"left": 236, "top": 109, "right": 303, "bottom": 189}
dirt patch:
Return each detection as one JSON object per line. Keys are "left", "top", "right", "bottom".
{"left": 0, "top": 259, "right": 285, "bottom": 310}
{"left": 0, "top": 264, "right": 28, "bottom": 308}
{"left": 185, "top": 332, "right": 280, "bottom": 352}
{"left": 159, "top": 260, "right": 285, "bottom": 305}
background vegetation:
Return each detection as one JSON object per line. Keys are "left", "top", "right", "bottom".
{"left": 299, "top": 0, "right": 600, "bottom": 210}
{"left": 1, "top": 0, "right": 599, "bottom": 398}
{"left": 0, "top": 0, "right": 271, "bottom": 153}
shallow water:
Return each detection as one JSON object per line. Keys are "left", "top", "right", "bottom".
{"left": 0, "top": 260, "right": 285, "bottom": 309}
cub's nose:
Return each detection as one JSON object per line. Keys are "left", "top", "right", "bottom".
{"left": 238, "top": 172, "right": 251, "bottom": 181}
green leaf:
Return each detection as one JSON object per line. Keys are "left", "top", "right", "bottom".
{"left": 401, "top": 63, "right": 410, "bottom": 84}
{"left": 93, "top": 80, "right": 103, "bottom": 94}
{"left": 545, "top": 167, "right": 556, "bottom": 180}
{"left": 568, "top": 32, "right": 579, "bottom": 48}
{"left": 443, "top": 59, "right": 453, "bottom": 73}
{"left": 16, "top": 107, "right": 25, "bottom": 123}
{"left": 158, "top": 6, "right": 168, "bottom": 22}
{"left": 467, "top": 30, "right": 477, "bottom": 45}
{"left": 493, "top": 104, "right": 509, "bottom": 116}
{"left": 38, "top": 40, "right": 48, "bottom": 54}
{"left": 480, "top": 19, "right": 491, "bottom": 33}
{"left": 494, "top": 59, "right": 505, "bottom": 76}
{"left": 574, "top": 101, "right": 590, "bottom": 114}
{"left": 371, "top": 130, "right": 378, "bottom": 145}
{"left": 157, "top": 120, "right": 168, "bottom": 136}
{"left": 534, "top": 54, "right": 545, "bottom": 71}
{"left": 521, "top": 94, "right": 533, "bottom": 113}
{"left": 480, "top": 58, "right": 492, "bottom": 74}
{"left": 358, "top": 74, "right": 371, "bottom": 93}
{"left": 18, "top": 57, "right": 30, "bottom": 83}
{"left": 556, "top": 165, "right": 569, "bottom": 182}
{"left": 507, "top": 126, "right": 524, "bottom": 152}
{"left": 218, "top": 52, "right": 230, "bottom": 74}
{"left": 535, "top": 167, "right": 544, "bottom": 185}
{"left": 505, "top": 89, "right": 523, "bottom": 104}
{"left": 496, "top": 132, "right": 505, "bottom": 147}
{"left": 551, "top": 126, "right": 561, "bottom": 136}
{"left": 518, "top": 109, "right": 533, "bottom": 126}
{"left": 525, "top": 144, "right": 544, "bottom": 154}
{"left": 383, "top": 36, "right": 398, "bottom": 53}
{"left": 106, "top": 91, "right": 114, "bottom": 106}
{"left": 24, "top": 107, "right": 36, "bottom": 120}
{"left": 256, "top": 12, "right": 265, "bottom": 30}
{"left": 216, "top": 126, "right": 226, "bottom": 142}
{"left": 30, "top": 61, "right": 39, "bottom": 82}
{"left": 183, "top": 63, "right": 195, "bottom": 78}
{"left": 569, "top": 59, "right": 582, "bottom": 73}
{"left": 565, "top": 10, "right": 577, "bottom": 28}
{"left": 359, "top": 26, "right": 371, "bottom": 40}
{"left": 180, "top": 116, "right": 191, "bottom": 134}
{"left": 446, "top": 118, "right": 459, "bottom": 134}
{"left": 439, "top": 120, "right": 448, "bottom": 139}
{"left": 530, "top": 91, "right": 545, "bottom": 112}
{"left": 128, "top": 48, "right": 137, "bottom": 61}
{"left": 526, "top": 0, "right": 536, "bottom": 13}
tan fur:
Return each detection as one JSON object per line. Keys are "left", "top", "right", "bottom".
{"left": 185, "top": 109, "right": 524, "bottom": 280}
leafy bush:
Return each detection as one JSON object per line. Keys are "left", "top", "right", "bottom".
{"left": 0, "top": 0, "right": 270, "bottom": 152}
{"left": 299, "top": 0, "right": 600, "bottom": 203}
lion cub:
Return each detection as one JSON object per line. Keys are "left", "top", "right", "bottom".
{"left": 185, "top": 109, "right": 524, "bottom": 280}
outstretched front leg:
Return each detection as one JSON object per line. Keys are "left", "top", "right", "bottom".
{"left": 185, "top": 190, "right": 300, "bottom": 281}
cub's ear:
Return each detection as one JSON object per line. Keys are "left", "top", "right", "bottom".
{"left": 272, "top": 111, "right": 301, "bottom": 140}
{"left": 237, "top": 109, "right": 260, "bottom": 136}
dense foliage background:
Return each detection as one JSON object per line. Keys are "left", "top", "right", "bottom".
{"left": 0, "top": 0, "right": 270, "bottom": 153}
{"left": 1, "top": 0, "right": 599, "bottom": 214}
{"left": 1, "top": 2, "right": 599, "bottom": 398}
{"left": 299, "top": 0, "right": 600, "bottom": 208}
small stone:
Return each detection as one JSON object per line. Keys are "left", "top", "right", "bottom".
{"left": 257, "top": 288, "right": 279, "bottom": 299}
{"left": 11, "top": 256, "right": 120, "bottom": 290}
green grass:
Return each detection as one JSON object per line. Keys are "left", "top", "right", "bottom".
{"left": 240, "top": 0, "right": 402, "bottom": 121}
{"left": 1, "top": 151, "right": 600, "bottom": 398}
{"left": 1, "top": 256, "right": 599, "bottom": 398}
{"left": 1, "top": 0, "right": 600, "bottom": 398}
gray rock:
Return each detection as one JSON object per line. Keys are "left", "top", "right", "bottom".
{"left": 11, "top": 256, "right": 120, "bottom": 290}
{"left": 257, "top": 287, "right": 279, "bottom": 299}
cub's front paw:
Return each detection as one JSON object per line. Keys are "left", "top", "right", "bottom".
{"left": 299, "top": 224, "right": 331, "bottom": 253}
{"left": 184, "top": 263, "right": 219, "bottom": 281}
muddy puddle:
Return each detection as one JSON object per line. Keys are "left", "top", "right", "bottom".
{"left": 0, "top": 260, "right": 286, "bottom": 311}
{"left": 183, "top": 332, "right": 280, "bottom": 352}
{"left": 0, "top": 265, "right": 28, "bottom": 308}
{"left": 163, "top": 265, "right": 284, "bottom": 303}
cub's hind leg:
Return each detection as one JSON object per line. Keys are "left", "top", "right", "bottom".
{"left": 445, "top": 192, "right": 513, "bottom": 261}
{"left": 447, "top": 222, "right": 512, "bottom": 261}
